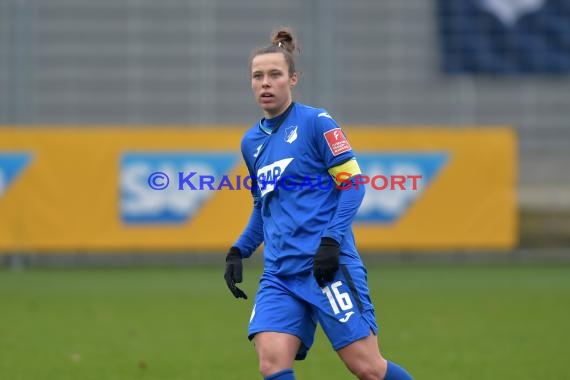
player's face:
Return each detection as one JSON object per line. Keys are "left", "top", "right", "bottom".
{"left": 251, "top": 52, "right": 298, "bottom": 118}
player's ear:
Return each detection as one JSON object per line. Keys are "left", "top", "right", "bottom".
{"left": 289, "top": 72, "right": 298, "bottom": 88}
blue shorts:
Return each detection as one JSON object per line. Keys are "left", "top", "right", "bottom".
{"left": 248, "top": 264, "right": 378, "bottom": 360}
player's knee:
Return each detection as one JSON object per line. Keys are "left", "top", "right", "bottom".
{"left": 258, "top": 354, "right": 285, "bottom": 377}
{"left": 255, "top": 332, "right": 298, "bottom": 376}
{"left": 347, "top": 359, "right": 386, "bottom": 380}
{"left": 353, "top": 367, "right": 382, "bottom": 380}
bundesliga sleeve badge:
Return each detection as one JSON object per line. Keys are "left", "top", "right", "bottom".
{"left": 324, "top": 128, "right": 352, "bottom": 156}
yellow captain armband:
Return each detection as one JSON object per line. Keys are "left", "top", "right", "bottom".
{"left": 328, "top": 158, "right": 362, "bottom": 185}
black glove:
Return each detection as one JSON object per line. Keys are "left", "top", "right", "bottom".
{"left": 313, "top": 237, "right": 340, "bottom": 287}
{"left": 224, "top": 246, "right": 248, "bottom": 299}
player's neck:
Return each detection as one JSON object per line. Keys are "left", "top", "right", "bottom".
{"left": 264, "top": 100, "right": 293, "bottom": 119}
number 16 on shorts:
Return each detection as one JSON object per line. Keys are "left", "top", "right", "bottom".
{"left": 322, "top": 281, "right": 355, "bottom": 323}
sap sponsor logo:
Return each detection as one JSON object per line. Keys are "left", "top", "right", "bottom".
{"left": 120, "top": 153, "right": 238, "bottom": 224}
{"left": 256, "top": 158, "right": 294, "bottom": 197}
{"left": 0, "top": 152, "right": 33, "bottom": 199}
{"left": 356, "top": 153, "right": 449, "bottom": 224}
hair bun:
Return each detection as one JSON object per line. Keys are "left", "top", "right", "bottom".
{"left": 271, "top": 28, "right": 296, "bottom": 54}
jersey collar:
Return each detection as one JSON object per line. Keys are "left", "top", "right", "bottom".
{"left": 258, "top": 102, "right": 295, "bottom": 135}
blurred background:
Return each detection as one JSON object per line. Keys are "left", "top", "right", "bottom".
{"left": 1, "top": 0, "right": 569, "bottom": 260}
{"left": 0, "top": 1, "right": 569, "bottom": 379}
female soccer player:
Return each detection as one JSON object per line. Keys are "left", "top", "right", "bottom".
{"left": 224, "top": 27, "right": 413, "bottom": 380}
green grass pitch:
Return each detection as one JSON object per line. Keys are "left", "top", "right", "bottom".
{"left": 1, "top": 263, "right": 569, "bottom": 379}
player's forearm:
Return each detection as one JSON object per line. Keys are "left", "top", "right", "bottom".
{"left": 233, "top": 202, "right": 264, "bottom": 258}
{"left": 322, "top": 176, "right": 365, "bottom": 244}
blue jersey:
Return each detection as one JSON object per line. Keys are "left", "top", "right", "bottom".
{"left": 240, "top": 102, "right": 363, "bottom": 276}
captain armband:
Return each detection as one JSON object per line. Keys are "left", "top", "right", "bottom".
{"left": 328, "top": 158, "right": 362, "bottom": 185}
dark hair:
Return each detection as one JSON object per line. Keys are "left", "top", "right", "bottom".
{"left": 250, "top": 27, "right": 299, "bottom": 76}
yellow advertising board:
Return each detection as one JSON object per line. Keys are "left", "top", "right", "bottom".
{"left": 348, "top": 127, "right": 516, "bottom": 250}
{"left": 0, "top": 126, "right": 516, "bottom": 252}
